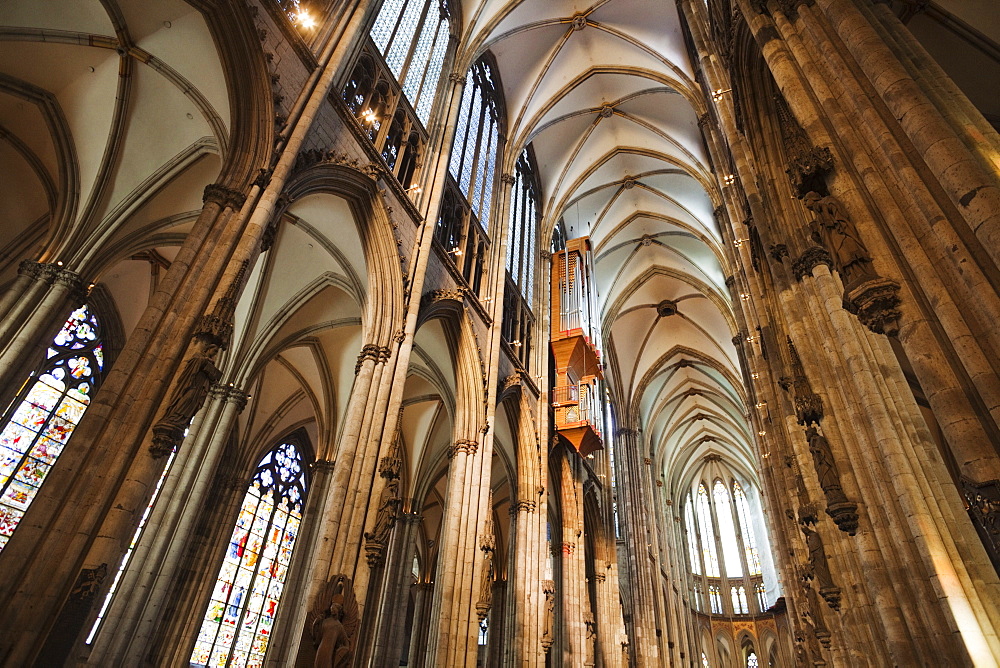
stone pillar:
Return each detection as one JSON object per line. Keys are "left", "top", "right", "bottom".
{"left": 407, "top": 581, "right": 435, "bottom": 668}
{"left": 612, "top": 427, "right": 661, "bottom": 665}
{"left": 83, "top": 383, "right": 247, "bottom": 665}
{"left": 369, "top": 511, "right": 422, "bottom": 666}
{"left": 0, "top": 262, "right": 87, "bottom": 410}
{"left": 556, "top": 449, "right": 587, "bottom": 665}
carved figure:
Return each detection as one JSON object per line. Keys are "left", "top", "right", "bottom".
{"left": 541, "top": 581, "right": 556, "bottom": 652}
{"left": 803, "top": 191, "right": 876, "bottom": 287}
{"left": 584, "top": 612, "right": 597, "bottom": 666}
{"left": 806, "top": 427, "right": 848, "bottom": 504}
{"left": 156, "top": 338, "right": 222, "bottom": 432}
{"left": 801, "top": 522, "right": 833, "bottom": 588}
{"left": 365, "top": 478, "right": 401, "bottom": 546}
{"left": 310, "top": 575, "right": 359, "bottom": 668}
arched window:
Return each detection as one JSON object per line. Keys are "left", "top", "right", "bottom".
{"left": 708, "top": 584, "right": 722, "bottom": 614}
{"left": 340, "top": 0, "right": 450, "bottom": 189}
{"left": 507, "top": 148, "right": 541, "bottom": 301}
{"left": 733, "top": 480, "right": 762, "bottom": 575}
{"left": 448, "top": 58, "right": 502, "bottom": 227}
{"left": 702, "top": 651, "right": 711, "bottom": 667}
{"left": 685, "top": 491, "right": 700, "bottom": 575}
{"left": 0, "top": 304, "right": 104, "bottom": 551}
{"left": 682, "top": 466, "right": 777, "bottom": 616}
{"left": 714, "top": 478, "right": 743, "bottom": 577}
{"left": 696, "top": 483, "right": 720, "bottom": 577}
{"left": 371, "top": 0, "right": 451, "bottom": 124}
{"left": 747, "top": 651, "right": 759, "bottom": 668}
{"left": 191, "top": 440, "right": 308, "bottom": 667}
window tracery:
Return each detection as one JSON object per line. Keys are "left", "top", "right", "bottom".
{"left": 683, "top": 469, "right": 775, "bottom": 616}
{"left": 0, "top": 304, "right": 104, "bottom": 551}
{"left": 340, "top": 0, "right": 451, "bottom": 189}
{"left": 191, "top": 440, "right": 308, "bottom": 667}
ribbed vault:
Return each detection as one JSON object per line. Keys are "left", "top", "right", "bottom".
{"left": 465, "top": 0, "right": 751, "bottom": 489}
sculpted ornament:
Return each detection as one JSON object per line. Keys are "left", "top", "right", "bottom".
{"left": 806, "top": 427, "right": 859, "bottom": 535}
{"left": 803, "top": 192, "right": 876, "bottom": 288}
{"left": 309, "top": 575, "right": 360, "bottom": 668}
{"left": 801, "top": 520, "right": 841, "bottom": 611}
{"left": 364, "top": 478, "right": 401, "bottom": 567}
{"left": 150, "top": 337, "right": 222, "bottom": 457}
{"left": 541, "top": 580, "right": 556, "bottom": 653}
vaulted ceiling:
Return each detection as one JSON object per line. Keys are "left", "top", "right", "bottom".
{"left": 462, "top": 0, "right": 756, "bottom": 487}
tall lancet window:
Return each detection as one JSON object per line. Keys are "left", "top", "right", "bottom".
{"left": 448, "top": 58, "right": 502, "bottom": 226}
{"left": 506, "top": 147, "right": 541, "bottom": 301}
{"left": 191, "top": 440, "right": 308, "bottom": 668}
{"left": 696, "top": 483, "right": 720, "bottom": 577}
{"left": 0, "top": 305, "right": 104, "bottom": 551}
{"left": 371, "top": 0, "right": 451, "bottom": 124}
{"left": 682, "top": 465, "right": 778, "bottom": 616}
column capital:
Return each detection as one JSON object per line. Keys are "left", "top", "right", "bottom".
{"left": 449, "top": 439, "right": 479, "bottom": 458}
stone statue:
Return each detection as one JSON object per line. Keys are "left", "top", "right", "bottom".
{"left": 584, "top": 611, "right": 597, "bottom": 666}
{"left": 806, "top": 427, "right": 848, "bottom": 505}
{"left": 310, "top": 575, "right": 359, "bottom": 668}
{"left": 541, "top": 580, "right": 556, "bottom": 652}
{"left": 150, "top": 337, "right": 223, "bottom": 457}
{"left": 803, "top": 191, "right": 876, "bottom": 287}
{"left": 156, "top": 337, "right": 222, "bottom": 432}
{"left": 801, "top": 522, "right": 841, "bottom": 610}
{"left": 365, "top": 478, "right": 401, "bottom": 546}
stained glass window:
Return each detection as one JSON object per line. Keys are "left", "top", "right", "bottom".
{"left": 697, "top": 483, "right": 720, "bottom": 577}
{"left": 684, "top": 492, "right": 701, "bottom": 575}
{"left": 448, "top": 58, "right": 503, "bottom": 230}
{"left": 371, "top": 0, "right": 450, "bottom": 126}
{"left": 506, "top": 148, "right": 541, "bottom": 301}
{"left": 0, "top": 305, "right": 104, "bottom": 551}
{"left": 191, "top": 440, "right": 307, "bottom": 668}
{"left": 708, "top": 584, "right": 722, "bottom": 614}
{"left": 702, "top": 652, "right": 711, "bottom": 668}
{"left": 714, "top": 479, "right": 743, "bottom": 577}
{"left": 733, "top": 480, "right": 762, "bottom": 575}
{"left": 731, "top": 585, "right": 748, "bottom": 614}
{"left": 747, "top": 651, "right": 759, "bottom": 668}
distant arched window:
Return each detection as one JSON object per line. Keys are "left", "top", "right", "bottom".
{"left": 683, "top": 467, "right": 776, "bottom": 616}
{"left": 191, "top": 440, "right": 308, "bottom": 667}
{"left": 747, "top": 651, "right": 759, "bottom": 668}
{"left": 506, "top": 148, "right": 541, "bottom": 301}
{"left": 696, "top": 483, "right": 720, "bottom": 577}
{"left": 448, "top": 57, "right": 502, "bottom": 227}
{"left": 0, "top": 305, "right": 104, "bottom": 551}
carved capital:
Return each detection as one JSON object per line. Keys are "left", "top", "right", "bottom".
{"left": 593, "top": 572, "right": 607, "bottom": 583}
{"left": 355, "top": 344, "right": 387, "bottom": 374}
{"left": 202, "top": 183, "right": 246, "bottom": 210}
{"left": 17, "top": 259, "right": 45, "bottom": 280}
{"left": 449, "top": 72, "right": 465, "bottom": 84}
{"left": 961, "top": 476, "right": 1000, "bottom": 568}
{"left": 311, "top": 459, "right": 336, "bottom": 473}
{"left": 792, "top": 246, "right": 833, "bottom": 281}
{"left": 769, "top": 243, "right": 789, "bottom": 263}
{"left": 501, "top": 173, "right": 516, "bottom": 186}
{"left": 449, "top": 438, "right": 479, "bottom": 458}
{"left": 845, "top": 277, "right": 902, "bottom": 337}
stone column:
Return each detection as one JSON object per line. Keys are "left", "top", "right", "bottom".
{"left": 0, "top": 263, "right": 86, "bottom": 410}
{"left": 407, "top": 581, "right": 435, "bottom": 668}
{"left": 369, "top": 511, "right": 422, "bottom": 666}
{"left": 556, "top": 449, "right": 587, "bottom": 665}
{"left": 83, "top": 382, "right": 247, "bottom": 666}
{"left": 612, "top": 427, "right": 661, "bottom": 665}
